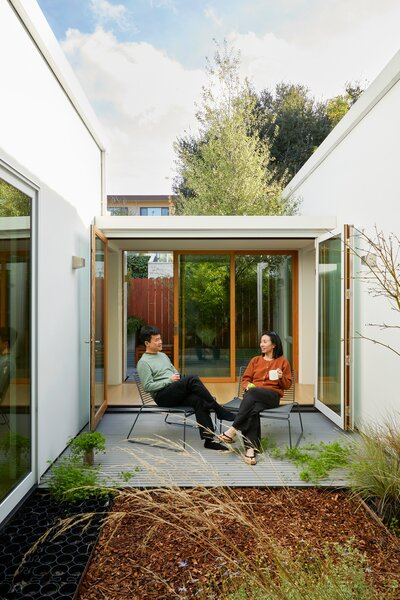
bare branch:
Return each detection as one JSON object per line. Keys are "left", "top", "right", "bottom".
{"left": 366, "top": 323, "right": 400, "bottom": 330}
{"left": 354, "top": 332, "right": 400, "bottom": 358}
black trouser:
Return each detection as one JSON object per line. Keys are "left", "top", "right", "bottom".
{"left": 232, "top": 388, "right": 280, "bottom": 450}
{"left": 154, "top": 375, "right": 217, "bottom": 440}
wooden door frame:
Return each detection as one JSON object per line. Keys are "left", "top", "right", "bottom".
{"left": 173, "top": 250, "right": 298, "bottom": 382}
{"left": 91, "top": 225, "right": 108, "bottom": 429}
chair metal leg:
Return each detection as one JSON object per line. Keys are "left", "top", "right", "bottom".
{"left": 126, "top": 406, "right": 143, "bottom": 439}
{"left": 164, "top": 412, "right": 196, "bottom": 427}
{"left": 288, "top": 418, "right": 292, "bottom": 448}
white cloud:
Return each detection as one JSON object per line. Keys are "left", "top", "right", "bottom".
{"left": 61, "top": 0, "right": 400, "bottom": 193}
{"left": 62, "top": 27, "right": 205, "bottom": 194}
{"left": 204, "top": 6, "right": 223, "bottom": 27}
{"left": 89, "top": 0, "right": 134, "bottom": 32}
{"left": 232, "top": 0, "right": 400, "bottom": 100}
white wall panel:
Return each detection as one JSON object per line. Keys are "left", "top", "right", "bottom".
{"left": 284, "top": 54, "right": 400, "bottom": 429}
{"left": 0, "top": 1, "right": 104, "bottom": 477}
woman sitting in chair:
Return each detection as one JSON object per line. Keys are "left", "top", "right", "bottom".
{"left": 219, "top": 331, "right": 293, "bottom": 465}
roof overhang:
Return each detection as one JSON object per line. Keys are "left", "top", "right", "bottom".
{"left": 95, "top": 215, "right": 337, "bottom": 240}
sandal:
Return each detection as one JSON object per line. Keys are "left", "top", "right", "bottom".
{"left": 217, "top": 432, "right": 236, "bottom": 444}
{"left": 243, "top": 450, "right": 257, "bottom": 465}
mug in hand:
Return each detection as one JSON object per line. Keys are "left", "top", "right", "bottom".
{"left": 269, "top": 369, "right": 279, "bottom": 381}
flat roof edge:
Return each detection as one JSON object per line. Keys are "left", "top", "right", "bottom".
{"left": 284, "top": 49, "right": 400, "bottom": 197}
{"left": 95, "top": 215, "right": 337, "bottom": 238}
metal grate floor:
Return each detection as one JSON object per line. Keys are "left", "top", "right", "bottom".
{"left": 40, "top": 411, "right": 355, "bottom": 489}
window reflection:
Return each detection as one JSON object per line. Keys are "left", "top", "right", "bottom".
{"left": 0, "top": 177, "right": 31, "bottom": 503}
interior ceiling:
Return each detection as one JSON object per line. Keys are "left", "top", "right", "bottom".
{"left": 107, "top": 238, "right": 315, "bottom": 252}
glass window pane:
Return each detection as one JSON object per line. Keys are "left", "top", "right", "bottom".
{"left": 179, "top": 255, "right": 230, "bottom": 377}
{"left": 235, "top": 255, "right": 293, "bottom": 373}
{"left": 318, "top": 237, "right": 342, "bottom": 415}
{"left": 0, "top": 177, "right": 31, "bottom": 503}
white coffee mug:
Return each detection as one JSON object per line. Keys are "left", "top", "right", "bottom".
{"left": 269, "top": 369, "right": 279, "bottom": 381}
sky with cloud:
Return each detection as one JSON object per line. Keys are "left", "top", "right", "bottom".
{"left": 37, "top": 0, "right": 400, "bottom": 194}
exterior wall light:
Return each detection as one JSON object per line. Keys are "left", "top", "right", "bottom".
{"left": 72, "top": 256, "right": 85, "bottom": 269}
{"left": 361, "top": 252, "right": 377, "bottom": 268}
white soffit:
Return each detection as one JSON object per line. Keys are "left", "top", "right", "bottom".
{"left": 95, "top": 216, "right": 336, "bottom": 245}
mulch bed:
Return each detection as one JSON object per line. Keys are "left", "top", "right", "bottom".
{"left": 77, "top": 488, "right": 400, "bottom": 600}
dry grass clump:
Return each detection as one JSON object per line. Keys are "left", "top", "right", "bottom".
{"left": 348, "top": 418, "right": 400, "bottom": 522}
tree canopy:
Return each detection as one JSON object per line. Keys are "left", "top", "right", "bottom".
{"left": 173, "top": 44, "right": 365, "bottom": 212}
{"left": 173, "top": 43, "right": 299, "bottom": 217}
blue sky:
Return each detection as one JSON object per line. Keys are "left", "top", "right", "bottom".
{"left": 38, "top": 0, "right": 320, "bottom": 68}
{"left": 37, "top": 0, "right": 400, "bottom": 194}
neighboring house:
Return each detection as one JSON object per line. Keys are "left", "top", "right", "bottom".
{"left": 1, "top": 0, "right": 400, "bottom": 527}
{"left": 107, "top": 195, "right": 171, "bottom": 216}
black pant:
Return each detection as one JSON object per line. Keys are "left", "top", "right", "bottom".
{"left": 232, "top": 388, "right": 280, "bottom": 450}
{"left": 154, "top": 375, "right": 217, "bottom": 440}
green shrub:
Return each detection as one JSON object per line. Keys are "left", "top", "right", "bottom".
{"left": 48, "top": 460, "right": 110, "bottom": 503}
{"left": 68, "top": 432, "right": 106, "bottom": 466}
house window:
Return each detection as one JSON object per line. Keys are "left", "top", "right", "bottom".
{"left": 0, "top": 176, "right": 32, "bottom": 505}
{"left": 109, "top": 207, "right": 128, "bottom": 216}
{"left": 140, "top": 207, "right": 169, "bottom": 216}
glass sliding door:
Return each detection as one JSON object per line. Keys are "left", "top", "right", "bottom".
{"left": 235, "top": 254, "right": 294, "bottom": 374}
{"left": 178, "top": 254, "right": 231, "bottom": 379}
{"left": 91, "top": 227, "right": 108, "bottom": 429}
{"left": 0, "top": 173, "right": 34, "bottom": 518}
{"left": 315, "top": 231, "right": 344, "bottom": 427}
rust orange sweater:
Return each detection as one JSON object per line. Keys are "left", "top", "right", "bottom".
{"left": 242, "top": 355, "right": 293, "bottom": 398}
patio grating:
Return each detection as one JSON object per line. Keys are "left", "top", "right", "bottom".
{"left": 40, "top": 410, "right": 355, "bottom": 489}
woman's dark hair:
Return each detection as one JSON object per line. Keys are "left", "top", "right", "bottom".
{"left": 140, "top": 325, "right": 161, "bottom": 345}
{"left": 261, "top": 330, "right": 283, "bottom": 358}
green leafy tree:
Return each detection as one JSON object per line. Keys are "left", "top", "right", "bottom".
{"left": 173, "top": 42, "right": 299, "bottom": 216}
{"left": 326, "top": 81, "right": 364, "bottom": 127}
{"left": 174, "top": 72, "right": 366, "bottom": 196}
{"left": 256, "top": 83, "right": 332, "bottom": 181}
{"left": 127, "top": 254, "right": 150, "bottom": 279}
{"left": 0, "top": 179, "right": 31, "bottom": 217}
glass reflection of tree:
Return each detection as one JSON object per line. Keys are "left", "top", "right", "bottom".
{"left": 183, "top": 259, "right": 229, "bottom": 358}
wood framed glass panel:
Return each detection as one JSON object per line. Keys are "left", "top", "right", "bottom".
{"left": 91, "top": 226, "right": 108, "bottom": 429}
{"left": 174, "top": 251, "right": 297, "bottom": 381}
{"left": 315, "top": 230, "right": 345, "bottom": 428}
{"left": 235, "top": 254, "right": 294, "bottom": 374}
{"left": 178, "top": 254, "right": 231, "bottom": 379}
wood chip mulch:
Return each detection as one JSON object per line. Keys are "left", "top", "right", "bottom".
{"left": 77, "top": 488, "right": 400, "bottom": 600}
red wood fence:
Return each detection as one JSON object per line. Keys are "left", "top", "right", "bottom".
{"left": 127, "top": 278, "right": 173, "bottom": 344}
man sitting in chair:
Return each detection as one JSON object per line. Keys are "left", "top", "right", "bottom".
{"left": 136, "top": 325, "right": 235, "bottom": 451}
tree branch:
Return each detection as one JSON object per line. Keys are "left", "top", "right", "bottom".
{"left": 354, "top": 332, "right": 400, "bottom": 358}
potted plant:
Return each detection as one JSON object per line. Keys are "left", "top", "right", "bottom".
{"left": 68, "top": 432, "right": 106, "bottom": 466}
{"left": 127, "top": 315, "right": 146, "bottom": 352}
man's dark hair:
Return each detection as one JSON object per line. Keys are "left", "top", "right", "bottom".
{"left": 140, "top": 325, "right": 161, "bottom": 345}
{"left": 261, "top": 330, "right": 284, "bottom": 358}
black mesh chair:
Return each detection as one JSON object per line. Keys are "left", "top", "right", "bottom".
{"left": 220, "top": 366, "right": 303, "bottom": 448}
{"left": 126, "top": 373, "right": 196, "bottom": 451}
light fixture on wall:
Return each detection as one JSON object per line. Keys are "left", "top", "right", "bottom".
{"left": 361, "top": 252, "right": 377, "bottom": 268}
{"left": 72, "top": 256, "right": 85, "bottom": 269}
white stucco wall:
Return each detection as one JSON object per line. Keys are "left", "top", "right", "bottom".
{"left": 0, "top": 0, "right": 106, "bottom": 477}
{"left": 285, "top": 50, "right": 400, "bottom": 428}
